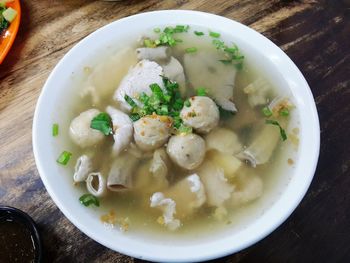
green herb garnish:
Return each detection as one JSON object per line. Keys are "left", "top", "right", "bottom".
{"left": 279, "top": 108, "right": 290, "bottom": 117}
{"left": 184, "top": 99, "right": 191, "bottom": 107}
{"left": 185, "top": 47, "right": 198, "bottom": 53}
{"left": 124, "top": 95, "right": 138, "bottom": 108}
{"left": 144, "top": 25, "right": 189, "bottom": 48}
{"left": 130, "top": 113, "right": 141, "bottom": 122}
{"left": 57, "top": 151, "right": 72, "bottom": 165}
{"left": 144, "top": 39, "right": 157, "bottom": 48}
{"left": 209, "top": 31, "right": 221, "bottom": 38}
{"left": 52, "top": 123, "right": 59, "bottom": 137}
{"left": 194, "top": 31, "right": 204, "bottom": 36}
{"left": 212, "top": 39, "right": 225, "bottom": 49}
{"left": 90, "top": 112, "right": 113, "bottom": 136}
{"left": 212, "top": 39, "right": 244, "bottom": 69}
{"left": 197, "top": 88, "right": 207, "bottom": 96}
{"left": 265, "top": 119, "right": 287, "bottom": 141}
{"left": 178, "top": 124, "right": 193, "bottom": 134}
{"left": 262, "top": 106, "right": 273, "bottom": 117}
{"left": 79, "top": 194, "right": 100, "bottom": 207}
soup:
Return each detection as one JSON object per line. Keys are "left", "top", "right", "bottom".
{"left": 55, "top": 25, "right": 299, "bottom": 234}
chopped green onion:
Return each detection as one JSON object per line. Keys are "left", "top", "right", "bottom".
{"left": 144, "top": 39, "right": 156, "bottom": 48}
{"left": 178, "top": 124, "right": 193, "bottom": 134}
{"left": 139, "top": 92, "right": 150, "bottom": 104}
{"left": 79, "top": 194, "right": 100, "bottom": 207}
{"left": 173, "top": 98, "right": 184, "bottom": 110}
{"left": 174, "top": 25, "right": 189, "bottom": 33}
{"left": 184, "top": 99, "right": 191, "bottom": 107}
{"left": 197, "top": 88, "right": 207, "bottom": 96}
{"left": 90, "top": 112, "right": 113, "bottom": 136}
{"left": 185, "top": 47, "right": 197, "bottom": 53}
{"left": 130, "top": 113, "right": 141, "bottom": 122}
{"left": 279, "top": 108, "right": 290, "bottom": 117}
{"left": 212, "top": 39, "right": 225, "bottom": 49}
{"left": 173, "top": 116, "right": 182, "bottom": 129}
{"left": 224, "top": 47, "right": 238, "bottom": 53}
{"left": 56, "top": 151, "right": 72, "bottom": 165}
{"left": 52, "top": 123, "right": 59, "bottom": 137}
{"left": 153, "top": 27, "right": 161, "bottom": 33}
{"left": 219, "top": 59, "right": 232, "bottom": 65}
{"left": 209, "top": 31, "right": 221, "bottom": 38}
{"left": 194, "top": 31, "right": 204, "bottom": 36}
{"left": 265, "top": 119, "right": 287, "bottom": 141}
{"left": 124, "top": 94, "right": 138, "bottom": 108}
{"left": 262, "top": 107, "right": 273, "bottom": 117}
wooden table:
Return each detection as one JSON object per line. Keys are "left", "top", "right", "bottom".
{"left": 1, "top": 0, "right": 349, "bottom": 262}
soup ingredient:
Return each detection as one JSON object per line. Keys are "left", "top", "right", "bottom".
{"left": 57, "top": 151, "right": 72, "bottom": 165}
{"left": 73, "top": 155, "right": 93, "bottom": 182}
{"left": 166, "top": 133, "right": 205, "bottom": 170}
{"left": 244, "top": 77, "right": 271, "bottom": 107}
{"left": 265, "top": 119, "right": 287, "bottom": 141}
{"left": 90, "top": 112, "right": 113, "bottom": 136}
{"left": 79, "top": 194, "right": 100, "bottom": 207}
{"left": 208, "top": 151, "right": 242, "bottom": 179}
{"left": 237, "top": 121, "right": 282, "bottom": 167}
{"left": 164, "top": 174, "right": 206, "bottom": 218}
{"left": 106, "top": 106, "right": 133, "bottom": 156}
{"left": 70, "top": 109, "right": 105, "bottom": 148}
{"left": 114, "top": 60, "right": 165, "bottom": 112}
{"left": 205, "top": 127, "right": 242, "bottom": 155}
{"left": 149, "top": 148, "right": 171, "bottom": 188}
{"left": 133, "top": 114, "right": 172, "bottom": 151}
{"left": 81, "top": 48, "right": 137, "bottom": 105}
{"left": 197, "top": 161, "right": 234, "bottom": 207}
{"left": 230, "top": 173, "right": 263, "bottom": 207}
{"left": 183, "top": 51, "right": 237, "bottom": 112}
{"left": 0, "top": 218, "right": 36, "bottom": 262}
{"left": 52, "top": 123, "right": 59, "bottom": 136}
{"left": 107, "top": 153, "right": 137, "bottom": 191}
{"left": 136, "top": 46, "right": 170, "bottom": 62}
{"left": 150, "top": 192, "right": 180, "bottom": 230}
{"left": 86, "top": 172, "right": 107, "bottom": 197}
{"left": 180, "top": 96, "right": 219, "bottom": 133}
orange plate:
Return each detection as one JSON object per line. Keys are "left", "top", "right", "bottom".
{"left": 0, "top": 0, "right": 21, "bottom": 64}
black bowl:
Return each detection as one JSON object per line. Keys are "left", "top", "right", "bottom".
{"left": 0, "top": 206, "right": 43, "bottom": 263}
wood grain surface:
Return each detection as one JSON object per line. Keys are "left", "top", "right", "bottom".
{"left": 0, "top": 0, "right": 349, "bottom": 262}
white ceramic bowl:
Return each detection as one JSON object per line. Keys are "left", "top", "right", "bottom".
{"left": 33, "top": 10, "right": 320, "bottom": 262}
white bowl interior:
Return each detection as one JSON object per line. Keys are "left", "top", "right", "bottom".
{"left": 33, "top": 10, "right": 320, "bottom": 262}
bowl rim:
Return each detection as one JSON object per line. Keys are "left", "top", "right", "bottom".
{"left": 33, "top": 10, "right": 320, "bottom": 262}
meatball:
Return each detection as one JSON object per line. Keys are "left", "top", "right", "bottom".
{"left": 166, "top": 133, "right": 205, "bottom": 170}
{"left": 134, "top": 115, "right": 172, "bottom": 151}
{"left": 69, "top": 109, "right": 104, "bottom": 148}
{"left": 180, "top": 96, "right": 219, "bottom": 134}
